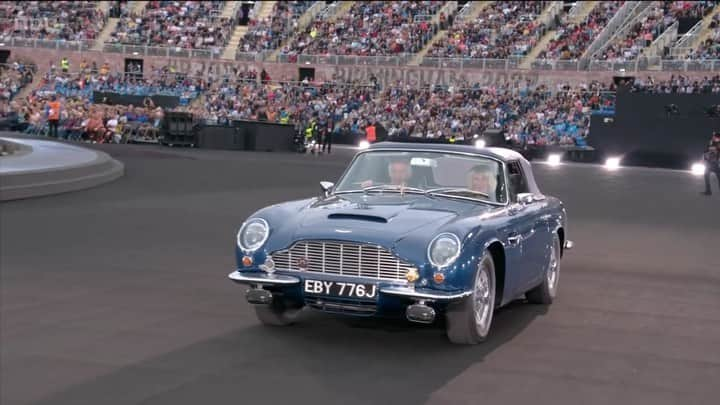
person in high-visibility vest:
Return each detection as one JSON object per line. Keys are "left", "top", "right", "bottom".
{"left": 279, "top": 109, "right": 289, "bottom": 124}
{"left": 305, "top": 120, "right": 316, "bottom": 140}
{"left": 60, "top": 57, "right": 69, "bottom": 73}
{"left": 449, "top": 135, "right": 456, "bottom": 144}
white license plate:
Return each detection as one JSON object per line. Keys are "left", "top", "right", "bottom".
{"left": 303, "top": 280, "right": 377, "bottom": 300}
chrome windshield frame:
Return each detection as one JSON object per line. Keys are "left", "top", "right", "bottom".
{"left": 332, "top": 148, "right": 511, "bottom": 207}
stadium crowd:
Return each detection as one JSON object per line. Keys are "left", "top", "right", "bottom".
{"left": 107, "top": 1, "right": 234, "bottom": 50}
{"left": 237, "top": 1, "right": 314, "bottom": 53}
{"left": 537, "top": 1, "right": 624, "bottom": 61}
{"left": 0, "top": 0, "right": 106, "bottom": 41}
{"left": 426, "top": 1, "right": 548, "bottom": 60}
{"left": 0, "top": 62, "right": 34, "bottom": 102}
{"left": 687, "top": 13, "right": 720, "bottom": 60}
{"left": 5, "top": 53, "right": 720, "bottom": 147}
{"left": 598, "top": 1, "right": 716, "bottom": 62}
{"left": 280, "top": 1, "right": 442, "bottom": 59}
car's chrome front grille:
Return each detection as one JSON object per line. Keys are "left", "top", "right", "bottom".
{"left": 271, "top": 240, "right": 414, "bottom": 281}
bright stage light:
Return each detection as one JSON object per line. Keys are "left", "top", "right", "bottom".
{"left": 547, "top": 154, "right": 562, "bottom": 166}
{"left": 691, "top": 162, "right": 706, "bottom": 176}
{"left": 605, "top": 157, "right": 621, "bottom": 171}
{"left": 474, "top": 139, "right": 486, "bottom": 149}
{"left": 358, "top": 140, "right": 370, "bottom": 150}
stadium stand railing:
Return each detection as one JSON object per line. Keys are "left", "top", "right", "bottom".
{"left": 670, "top": 19, "right": 704, "bottom": 58}
{"left": 582, "top": 1, "right": 653, "bottom": 68}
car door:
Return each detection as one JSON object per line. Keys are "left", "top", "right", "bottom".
{"left": 505, "top": 160, "right": 547, "bottom": 294}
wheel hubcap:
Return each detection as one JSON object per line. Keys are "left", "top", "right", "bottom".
{"left": 474, "top": 264, "right": 492, "bottom": 330}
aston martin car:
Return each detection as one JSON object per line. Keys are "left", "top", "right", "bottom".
{"left": 228, "top": 142, "right": 573, "bottom": 344}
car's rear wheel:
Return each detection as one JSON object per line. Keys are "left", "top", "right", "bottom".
{"left": 526, "top": 233, "right": 561, "bottom": 305}
{"left": 446, "top": 251, "right": 496, "bottom": 344}
{"left": 255, "top": 297, "right": 303, "bottom": 326}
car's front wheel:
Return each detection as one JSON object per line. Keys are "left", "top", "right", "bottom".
{"left": 446, "top": 251, "right": 496, "bottom": 344}
{"left": 255, "top": 297, "right": 303, "bottom": 326}
{"left": 526, "top": 233, "right": 561, "bottom": 305}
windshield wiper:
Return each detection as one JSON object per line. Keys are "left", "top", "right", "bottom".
{"left": 362, "top": 184, "right": 426, "bottom": 195}
{"left": 425, "top": 187, "right": 490, "bottom": 199}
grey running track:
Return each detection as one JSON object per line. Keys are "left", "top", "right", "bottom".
{"left": 1, "top": 144, "right": 719, "bottom": 405}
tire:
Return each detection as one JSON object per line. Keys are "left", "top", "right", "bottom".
{"left": 446, "top": 251, "right": 496, "bottom": 344}
{"left": 254, "top": 297, "right": 303, "bottom": 326}
{"left": 526, "top": 233, "right": 561, "bottom": 305}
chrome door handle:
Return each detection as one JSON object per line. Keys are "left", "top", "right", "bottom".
{"left": 507, "top": 233, "right": 522, "bottom": 246}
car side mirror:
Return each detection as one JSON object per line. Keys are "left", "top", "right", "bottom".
{"left": 320, "top": 181, "right": 334, "bottom": 197}
{"left": 516, "top": 193, "right": 535, "bottom": 205}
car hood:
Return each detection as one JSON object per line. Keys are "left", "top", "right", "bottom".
{"left": 264, "top": 193, "right": 490, "bottom": 251}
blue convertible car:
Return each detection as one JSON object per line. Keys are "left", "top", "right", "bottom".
{"left": 229, "top": 142, "right": 573, "bottom": 344}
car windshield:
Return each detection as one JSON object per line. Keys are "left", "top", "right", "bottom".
{"left": 334, "top": 150, "right": 507, "bottom": 204}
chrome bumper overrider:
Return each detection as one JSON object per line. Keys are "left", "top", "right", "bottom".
{"left": 379, "top": 286, "right": 473, "bottom": 301}
{"left": 228, "top": 271, "right": 301, "bottom": 285}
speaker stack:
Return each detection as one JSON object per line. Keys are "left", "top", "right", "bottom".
{"left": 161, "top": 112, "right": 197, "bottom": 147}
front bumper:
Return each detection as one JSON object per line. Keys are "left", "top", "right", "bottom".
{"left": 228, "top": 271, "right": 301, "bottom": 285}
{"left": 227, "top": 271, "right": 471, "bottom": 302}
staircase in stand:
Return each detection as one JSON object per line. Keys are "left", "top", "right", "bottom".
{"left": 688, "top": 6, "right": 720, "bottom": 54}
{"left": 92, "top": 18, "right": 119, "bottom": 51}
{"left": 129, "top": 1, "right": 148, "bottom": 15}
{"left": 520, "top": 29, "right": 557, "bottom": 68}
{"left": 568, "top": 0, "right": 598, "bottom": 24}
{"left": 408, "top": 31, "right": 447, "bottom": 66}
{"left": 222, "top": 1, "right": 276, "bottom": 60}
{"left": 408, "top": 1, "right": 494, "bottom": 66}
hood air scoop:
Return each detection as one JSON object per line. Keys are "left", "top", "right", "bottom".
{"left": 327, "top": 213, "right": 388, "bottom": 223}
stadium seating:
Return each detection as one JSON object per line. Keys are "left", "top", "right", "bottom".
{"left": 236, "top": 1, "right": 315, "bottom": 53}
{"left": 0, "top": 62, "right": 34, "bottom": 101}
{"left": 427, "top": 1, "right": 548, "bottom": 60}
{"left": 0, "top": 1, "right": 106, "bottom": 41}
{"left": 597, "top": 1, "right": 716, "bottom": 62}
{"left": 688, "top": 13, "right": 720, "bottom": 60}
{"left": 280, "top": 1, "right": 443, "bottom": 59}
{"left": 537, "top": 1, "right": 624, "bottom": 61}
{"left": 107, "top": 1, "right": 234, "bottom": 49}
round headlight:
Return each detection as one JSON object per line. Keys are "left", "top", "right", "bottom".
{"left": 237, "top": 218, "right": 269, "bottom": 252}
{"left": 428, "top": 233, "right": 461, "bottom": 269}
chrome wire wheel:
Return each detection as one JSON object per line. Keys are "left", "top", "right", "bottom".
{"left": 547, "top": 237, "right": 560, "bottom": 298}
{"left": 473, "top": 257, "right": 495, "bottom": 335}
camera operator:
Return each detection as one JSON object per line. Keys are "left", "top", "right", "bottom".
{"left": 701, "top": 132, "right": 720, "bottom": 196}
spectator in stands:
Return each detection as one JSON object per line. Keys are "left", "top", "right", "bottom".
{"left": 427, "top": 1, "right": 547, "bottom": 60}
{"left": 280, "top": 1, "right": 442, "bottom": 58}
{"left": 1, "top": 1, "right": 107, "bottom": 41}
{"left": 108, "top": 1, "right": 232, "bottom": 51}
{"left": 537, "top": 1, "right": 623, "bottom": 62}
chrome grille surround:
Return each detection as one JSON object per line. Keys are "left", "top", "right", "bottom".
{"left": 271, "top": 240, "right": 414, "bottom": 281}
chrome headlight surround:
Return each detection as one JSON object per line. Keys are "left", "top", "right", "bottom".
{"left": 427, "top": 232, "right": 461, "bottom": 269}
{"left": 236, "top": 218, "right": 270, "bottom": 253}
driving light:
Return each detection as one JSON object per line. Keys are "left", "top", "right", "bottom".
{"left": 691, "top": 162, "right": 706, "bottom": 176}
{"left": 605, "top": 157, "right": 621, "bottom": 171}
{"left": 433, "top": 272, "right": 445, "bottom": 284}
{"left": 242, "top": 256, "right": 253, "bottom": 267}
{"left": 237, "top": 218, "right": 269, "bottom": 252}
{"left": 260, "top": 257, "right": 275, "bottom": 273}
{"left": 428, "top": 233, "right": 461, "bottom": 269}
{"left": 474, "top": 139, "right": 486, "bottom": 149}
{"left": 406, "top": 268, "right": 420, "bottom": 283}
{"left": 358, "top": 140, "right": 370, "bottom": 150}
{"left": 547, "top": 153, "right": 562, "bottom": 166}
